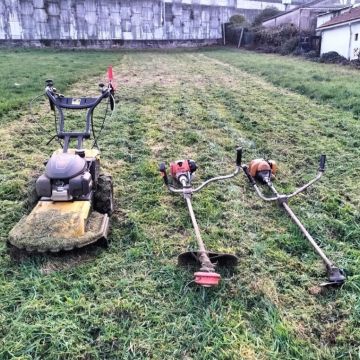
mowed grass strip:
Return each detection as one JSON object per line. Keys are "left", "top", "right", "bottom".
{"left": 0, "top": 49, "right": 359, "bottom": 359}
{"left": 202, "top": 48, "right": 360, "bottom": 118}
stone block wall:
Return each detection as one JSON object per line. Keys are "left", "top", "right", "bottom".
{"left": 0, "top": 0, "right": 241, "bottom": 42}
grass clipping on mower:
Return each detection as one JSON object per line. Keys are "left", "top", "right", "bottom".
{"left": 9, "top": 209, "right": 106, "bottom": 252}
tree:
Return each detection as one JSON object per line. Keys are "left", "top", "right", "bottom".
{"left": 253, "top": 7, "right": 281, "bottom": 27}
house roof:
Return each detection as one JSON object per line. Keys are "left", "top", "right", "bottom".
{"left": 262, "top": 0, "right": 344, "bottom": 23}
{"left": 318, "top": 6, "right": 360, "bottom": 28}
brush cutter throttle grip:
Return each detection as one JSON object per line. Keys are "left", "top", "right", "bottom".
{"left": 159, "top": 162, "right": 169, "bottom": 186}
{"left": 319, "top": 155, "right": 326, "bottom": 172}
{"left": 236, "top": 147, "right": 242, "bottom": 167}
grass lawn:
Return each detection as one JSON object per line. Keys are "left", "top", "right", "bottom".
{"left": 0, "top": 48, "right": 360, "bottom": 359}
{"left": 0, "top": 49, "right": 123, "bottom": 118}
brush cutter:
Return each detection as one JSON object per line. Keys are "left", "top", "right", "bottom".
{"left": 8, "top": 67, "right": 116, "bottom": 254}
{"left": 159, "top": 148, "right": 242, "bottom": 287}
{"left": 241, "top": 154, "right": 345, "bottom": 286}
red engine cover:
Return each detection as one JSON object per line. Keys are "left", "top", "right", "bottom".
{"left": 170, "top": 160, "right": 190, "bottom": 179}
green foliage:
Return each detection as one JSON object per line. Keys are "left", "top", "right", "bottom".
{"left": 1, "top": 49, "right": 360, "bottom": 359}
{"left": 253, "top": 23, "right": 299, "bottom": 54}
{"left": 253, "top": 7, "right": 281, "bottom": 26}
{"left": 229, "top": 14, "right": 246, "bottom": 25}
{"left": 280, "top": 37, "right": 299, "bottom": 55}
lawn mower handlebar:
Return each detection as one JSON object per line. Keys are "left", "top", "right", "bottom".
{"left": 45, "top": 78, "right": 115, "bottom": 110}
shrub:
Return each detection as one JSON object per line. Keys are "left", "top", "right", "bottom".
{"left": 254, "top": 24, "right": 299, "bottom": 47}
{"left": 304, "top": 50, "right": 319, "bottom": 59}
{"left": 253, "top": 7, "right": 281, "bottom": 27}
{"left": 229, "top": 14, "right": 246, "bottom": 25}
{"left": 320, "top": 51, "right": 348, "bottom": 64}
{"left": 280, "top": 37, "right": 299, "bottom": 55}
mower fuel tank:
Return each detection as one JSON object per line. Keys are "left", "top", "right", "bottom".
{"left": 45, "top": 153, "right": 86, "bottom": 180}
{"left": 69, "top": 172, "right": 93, "bottom": 197}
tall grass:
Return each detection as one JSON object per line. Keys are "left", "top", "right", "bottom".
{"left": 203, "top": 48, "right": 360, "bottom": 118}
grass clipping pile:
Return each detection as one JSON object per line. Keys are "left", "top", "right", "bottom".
{"left": 9, "top": 209, "right": 106, "bottom": 252}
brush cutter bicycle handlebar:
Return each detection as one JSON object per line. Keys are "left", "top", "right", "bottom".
{"left": 242, "top": 155, "right": 326, "bottom": 202}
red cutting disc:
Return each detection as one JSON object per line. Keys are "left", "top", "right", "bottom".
{"left": 194, "top": 272, "right": 221, "bottom": 287}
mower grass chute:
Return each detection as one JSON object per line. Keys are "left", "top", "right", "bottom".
{"left": 241, "top": 154, "right": 346, "bottom": 286}
{"left": 8, "top": 68, "right": 116, "bottom": 254}
{"left": 160, "top": 148, "right": 242, "bottom": 287}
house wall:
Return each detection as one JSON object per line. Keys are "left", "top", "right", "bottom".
{"left": 316, "top": 7, "right": 351, "bottom": 28}
{"left": 321, "top": 25, "right": 349, "bottom": 56}
{"left": 349, "top": 21, "right": 360, "bottom": 58}
{"left": 319, "top": 21, "right": 360, "bottom": 59}
{"left": 262, "top": 7, "right": 340, "bottom": 31}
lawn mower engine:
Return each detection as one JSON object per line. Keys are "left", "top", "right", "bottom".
{"left": 36, "top": 151, "right": 97, "bottom": 201}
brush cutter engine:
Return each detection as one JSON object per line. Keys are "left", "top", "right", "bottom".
{"left": 170, "top": 159, "right": 197, "bottom": 185}
{"left": 248, "top": 159, "right": 277, "bottom": 184}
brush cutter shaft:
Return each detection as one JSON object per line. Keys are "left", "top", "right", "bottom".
{"left": 185, "top": 197, "right": 206, "bottom": 252}
{"left": 181, "top": 179, "right": 214, "bottom": 272}
{"left": 281, "top": 202, "right": 333, "bottom": 268}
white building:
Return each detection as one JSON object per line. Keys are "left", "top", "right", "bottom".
{"left": 317, "top": 6, "right": 360, "bottom": 59}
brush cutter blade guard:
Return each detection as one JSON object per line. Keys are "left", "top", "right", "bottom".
{"left": 194, "top": 271, "right": 221, "bottom": 287}
{"left": 321, "top": 267, "right": 346, "bottom": 286}
{"left": 178, "top": 251, "right": 238, "bottom": 267}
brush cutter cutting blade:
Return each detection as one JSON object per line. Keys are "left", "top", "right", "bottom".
{"left": 178, "top": 251, "right": 238, "bottom": 267}
{"left": 320, "top": 267, "right": 346, "bottom": 287}
{"left": 194, "top": 271, "right": 221, "bottom": 287}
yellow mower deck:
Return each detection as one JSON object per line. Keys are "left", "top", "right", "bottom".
{"left": 9, "top": 200, "right": 109, "bottom": 252}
